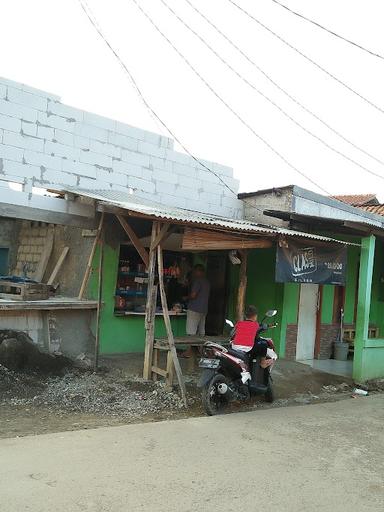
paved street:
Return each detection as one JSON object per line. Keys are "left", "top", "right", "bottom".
{"left": 1, "top": 396, "right": 384, "bottom": 512}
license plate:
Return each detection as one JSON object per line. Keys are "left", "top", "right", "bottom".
{"left": 199, "top": 358, "right": 220, "bottom": 369}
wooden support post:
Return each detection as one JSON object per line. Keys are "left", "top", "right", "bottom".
{"left": 47, "top": 246, "right": 69, "bottom": 285}
{"left": 157, "top": 244, "right": 188, "bottom": 406}
{"left": 117, "top": 214, "right": 149, "bottom": 268}
{"left": 78, "top": 213, "right": 104, "bottom": 300}
{"left": 143, "top": 222, "right": 159, "bottom": 380}
{"left": 94, "top": 229, "right": 104, "bottom": 370}
{"left": 236, "top": 250, "right": 248, "bottom": 322}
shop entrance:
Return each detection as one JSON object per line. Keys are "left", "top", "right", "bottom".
{"left": 296, "top": 284, "right": 319, "bottom": 360}
{"left": 205, "top": 253, "right": 229, "bottom": 336}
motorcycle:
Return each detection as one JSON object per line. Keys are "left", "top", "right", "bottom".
{"left": 198, "top": 310, "right": 278, "bottom": 416}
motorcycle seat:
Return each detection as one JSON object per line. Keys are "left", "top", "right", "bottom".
{"left": 227, "top": 347, "right": 249, "bottom": 362}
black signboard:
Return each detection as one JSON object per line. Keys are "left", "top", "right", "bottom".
{"left": 276, "top": 240, "right": 347, "bottom": 285}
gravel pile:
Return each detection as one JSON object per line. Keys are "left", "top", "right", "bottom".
{"left": 2, "top": 368, "right": 190, "bottom": 419}
{"left": 0, "top": 364, "right": 44, "bottom": 399}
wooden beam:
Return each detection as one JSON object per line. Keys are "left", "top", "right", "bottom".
{"left": 143, "top": 222, "right": 159, "bottom": 380}
{"left": 116, "top": 214, "right": 149, "bottom": 268}
{"left": 94, "top": 229, "right": 104, "bottom": 370}
{"left": 151, "top": 223, "right": 173, "bottom": 250}
{"left": 182, "top": 227, "right": 272, "bottom": 251}
{"left": 236, "top": 250, "right": 248, "bottom": 322}
{"left": 35, "top": 229, "right": 54, "bottom": 282}
{"left": 78, "top": 212, "right": 104, "bottom": 300}
{"left": 157, "top": 244, "right": 188, "bottom": 406}
{"left": 47, "top": 247, "right": 69, "bottom": 285}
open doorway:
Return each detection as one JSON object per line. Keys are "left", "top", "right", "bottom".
{"left": 205, "top": 253, "right": 229, "bottom": 336}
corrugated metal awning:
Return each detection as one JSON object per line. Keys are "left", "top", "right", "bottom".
{"left": 62, "top": 188, "right": 358, "bottom": 246}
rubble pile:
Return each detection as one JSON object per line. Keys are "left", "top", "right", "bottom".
{"left": 2, "top": 368, "right": 190, "bottom": 419}
{"left": 0, "top": 364, "right": 44, "bottom": 399}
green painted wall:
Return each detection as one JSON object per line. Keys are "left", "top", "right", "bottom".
{"left": 227, "top": 248, "right": 294, "bottom": 355}
{"left": 89, "top": 242, "right": 185, "bottom": 354}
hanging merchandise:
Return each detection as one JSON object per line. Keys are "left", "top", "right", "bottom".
{"left": 229, "top": 250, "right": 241, "bottom": 265}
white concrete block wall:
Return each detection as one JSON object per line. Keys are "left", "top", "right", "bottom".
{"left": 0, "top": 77, "right": 243, "bottom": 219}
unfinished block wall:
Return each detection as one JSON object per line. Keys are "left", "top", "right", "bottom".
{"left": 0, "top": 77, "right": 243, "bottom": 219}
{"left": 13, "top": 221, "right": 53, "bottom": 279}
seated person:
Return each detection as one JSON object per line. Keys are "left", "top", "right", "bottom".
{"left": 231, "top": 305, "right": 269, "bottom": 367}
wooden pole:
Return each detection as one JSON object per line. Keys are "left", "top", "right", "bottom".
{"left": 117, "top": 214, "right": 149, "bottom": 268}
{"left": 94, "top": 228, "right": 104, "bottom": 370}
{"left": 157, "top": 244, "right": 187, "bottom": 406}
{"left": 143, "top": 222, "right": 159, "bottom": 380}
{"left": 78, "top": 212, "right": 105, "bottom": 300}
{"left": 236, "top": 250, "right": 248, "bottom": 322}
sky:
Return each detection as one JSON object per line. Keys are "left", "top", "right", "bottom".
{"left": 1, "top": 0, "right": 384, "bottom": 199}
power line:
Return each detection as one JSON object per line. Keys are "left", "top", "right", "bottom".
{"left": 130, "top": 0, "right": 332, "bottom": 196}
{"left": 270, "top": 0, "right": 384, "bottom": 61}
{"left": 183, "top": 0, "right": 384, "bottom": 168}
{"left": 160, "top": 0, "right": 384, "bottom": 182}
{"left": 227, "top": 0, "right": 384, "bottom": 115}
{"left": 77, "top": 0, "right": 270, "bottom": 218}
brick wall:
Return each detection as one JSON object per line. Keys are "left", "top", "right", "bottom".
{"left": 285, "top": 324, "right": 298, "bottom": 360}
{"left": 317, "top": 324, "right": 339, "bottom": 360}
{"left": 0, "top": 77, "right": 243, "bottom": 219}
{"left": 284, "top": 323, "right": 339, "bottom": 360}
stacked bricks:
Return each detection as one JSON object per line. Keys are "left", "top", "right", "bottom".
{"left": 0, "top": 77, "right": 243, "bottom": 219}
{"left": 14, "top": 221, "right": 52, "bottom": 278}
{"left": 284, "top": 324, "right": 298, "bottom": 360}
{"left": 284, "top": 323, "right": 339, "bottom": 360}
{"left": 317, "top": 324, "right": 339, "bottom": 360}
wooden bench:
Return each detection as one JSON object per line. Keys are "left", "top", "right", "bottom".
{"left": 151, "top": 335, "right": 228, "bottom": 388}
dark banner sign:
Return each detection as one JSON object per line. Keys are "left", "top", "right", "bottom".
{"left": 276, "top": 240, "right": 347, "bottom": 285}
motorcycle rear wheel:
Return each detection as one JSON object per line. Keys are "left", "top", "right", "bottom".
{"left": 202, "top": 373, "right": 230, "bottom": 416}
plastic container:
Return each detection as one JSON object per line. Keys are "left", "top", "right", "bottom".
{"left": 334, "top": 342, "right": 349, "bottom": 361}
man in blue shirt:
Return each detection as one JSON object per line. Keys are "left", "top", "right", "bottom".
{"left": 185, "top": 264, "right": 211, "bottom": 347}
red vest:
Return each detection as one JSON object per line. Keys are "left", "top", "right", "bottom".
{"left": 233, "top": 320, "right": 259, "bottom": 348}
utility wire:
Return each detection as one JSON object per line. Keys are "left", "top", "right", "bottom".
{"left": 270, "top": 0, "right": 384, "bottom": 61}
{"left": 131, "top": 0, "right": 332, "bottom": 196}
{"left": 160, "top": 0, "right": 384, "bottom": 181}
{"left": 183, "top": 0, "right": 384, "bottom": 168}
{"left": 78, "top": 0, "right": 271, "bottom": 217}
{"left": 227, "top": 0, "right": 384, "bottom": 115}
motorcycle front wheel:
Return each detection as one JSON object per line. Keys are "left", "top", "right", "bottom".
{"left": 202, "top": 373, "right": 230, "bottom": 416}
{"left": 264, "top": 384, "right": 275, "bottom": 403}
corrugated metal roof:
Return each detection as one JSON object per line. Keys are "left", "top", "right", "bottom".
{"left": 62, "top": 187, "right": 357, "bottom": 246}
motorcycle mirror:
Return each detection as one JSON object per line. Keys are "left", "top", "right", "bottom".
{"left": 266, "top": 309, "right": 278, "bottom": 318}
{"left": 225, "top": 319, "right": 234, "bottom": 328}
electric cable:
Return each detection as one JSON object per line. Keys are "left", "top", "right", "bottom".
{"left": 78, "top": 0, "right": 274, "bottom": 218}
{"left": 227, "top": 0, "right": 384, "bottom": 115}
{"left": 160, "top": 0, "right": 384, "bottom": 181}
{"left": 183, "top": 0, "right": 384, "bottom": 168}
{"left": 269, "top": 0, "right": 384, "bottom": 61}
{"left": 131, "top": 0, "right": 332, "bottom": 195}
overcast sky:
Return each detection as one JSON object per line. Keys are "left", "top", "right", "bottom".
{"left": 1, "top": 0, "right": 384, "bottom": 199}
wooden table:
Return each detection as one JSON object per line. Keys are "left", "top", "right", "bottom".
{"left": 152, "top": 335, "right": 228, "bottom": 388}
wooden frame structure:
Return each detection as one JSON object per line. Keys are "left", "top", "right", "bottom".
{"left": 103, "top": 212, "right": 270, "bottom": 406}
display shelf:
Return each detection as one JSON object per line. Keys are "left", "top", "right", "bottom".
{"left": 115, "top": 290, "right": 147, "bottom": 298}
{"left": 114, "top": 311, "right": 187, "bottom": 317}
{"left": 119, "top": 271, "right": 148, "bottom": 277}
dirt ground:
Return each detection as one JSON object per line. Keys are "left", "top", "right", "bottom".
{"left": 2, "top": 352, "right": 377, "bottom": 439}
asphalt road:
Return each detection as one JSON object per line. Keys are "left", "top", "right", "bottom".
{"left": 1, "top": 396, "right": 384, "bottom": 512}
